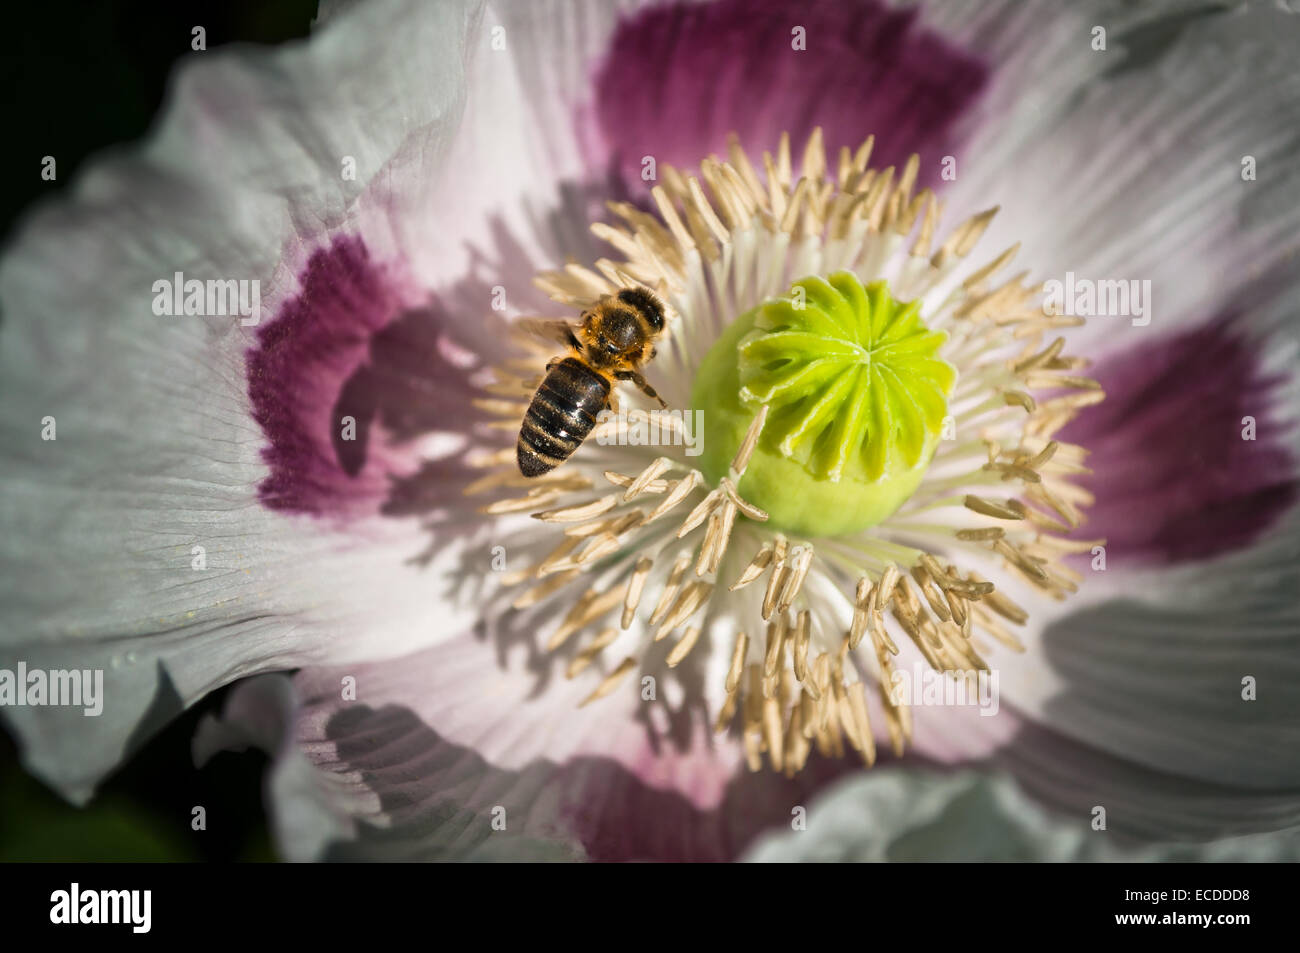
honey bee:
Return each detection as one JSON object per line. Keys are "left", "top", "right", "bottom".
{"left": 517, "top": 286, "right": 668, "bottom": 477}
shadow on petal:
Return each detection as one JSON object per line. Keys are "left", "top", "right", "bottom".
{"left": 314, "top": 700, "right": 867, "bottom": 862}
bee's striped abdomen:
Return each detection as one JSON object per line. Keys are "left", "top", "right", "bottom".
{"left": 517, "top": 357, "right": 610, "bottom": 477}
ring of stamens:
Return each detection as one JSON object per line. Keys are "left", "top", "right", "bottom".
{"left": 466, "top": 128, "right": 1103, "bottom": 777}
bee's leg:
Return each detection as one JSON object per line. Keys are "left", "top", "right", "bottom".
{"left": 565, "top": 328, "right": 582, "bottom": 352}
{"left": 615, "top": 369, "right": 668, "bottom": 408}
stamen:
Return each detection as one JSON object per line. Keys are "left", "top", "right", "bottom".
{"left": 604, "top": 470, "right": 669, "bottom": 495}
{"left": 511, "top": 569, "right": 580, "bottom": 609}
{"left": 775, "top": 546, "right": 814, "bottom": 614}
{"left": 622, "top": 456, "right": 673, "bottom": 501}
{"left": 730, "top": 543, "right": 774, "bottom": 591}
{"left": 641, "top": 471, "right": 704, "bottom": 524}
{"left": 467, "top": 127, "right": 1100, "bottom": 777}
{"left": 761, "top": 535, "right": 790, "bottom": 620}
{"left": 579, "top": 655, "right": 637, "bottom": 706}
{"left": 964, "top": 495, "right": 1028, "bottom": 520}
{"left": 676, "top": 489, "right": 722, "bottom": 539}
{"left": 667, "top": 626, "right": 703, "bottom": 668}
{"left": 533, "top": 493, "right": 621, "bottom": 522}
{"left": 653, "top": 580, "right": 714, "bottom": 639}
{"left": 725, "top": 631, "right": 749, "bottom": 693}
{"left": 621, "top": 557, "right": 654, "bottom": 629}
{"left": 648, "top": 553, "right": 692, "bottom": 626}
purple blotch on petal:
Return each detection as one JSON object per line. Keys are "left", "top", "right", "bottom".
{"left": 246, "top": 235, "right": 514, "bottom": 532}
{"left": 1062, "top": 322, "right": 1296, "bottom": 566}
{"left": 247, "top": 236, "right": 408, "bottom": 517}
{"left": 591, "top": 0, "right": 988, "bottom": 190}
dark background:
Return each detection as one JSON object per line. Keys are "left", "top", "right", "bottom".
{"left": 0, "top": 0, "right": 320, "bottom": 862}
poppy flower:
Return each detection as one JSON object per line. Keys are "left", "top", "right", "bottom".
{"left": 2, "top": 0, "right": 1298, "bottom": 861}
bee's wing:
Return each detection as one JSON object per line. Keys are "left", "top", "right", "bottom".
{"left": 513, "top": 317, "right": 579, "bottom": 349}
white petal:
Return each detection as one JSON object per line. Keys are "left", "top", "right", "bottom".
{"left": 947, "top": 2, "right": 1300, "bottom": 352}
{"left": 742, "top": 768, "right": 1300, "bottom": 861}
{"left": 193, "top": 674, "right": 368, "bottom": 862}
{"left": 946, "top": 259, "right": 1300, "bottom": 803}
{"left": 0, "top": 0, "right": 485, "bottom": 802}
{"left": 900, "top": 0, "right": 1300, "bottom": 822}
{"left": 281, "top": 632, "right": 858, "bottom": 861}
